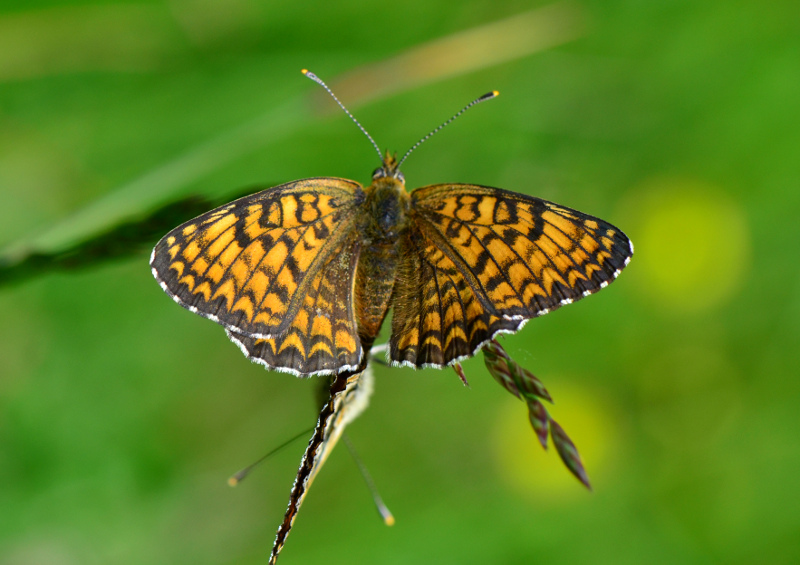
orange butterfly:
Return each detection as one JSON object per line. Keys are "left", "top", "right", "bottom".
{"left": 151, "top": 74, "right": 632, "bottom": 379}
{"left": 150, "top": 70, "right": 632, "bottom": 564}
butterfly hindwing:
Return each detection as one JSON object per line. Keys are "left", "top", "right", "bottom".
{"left": 391, "top": 222, "right": 523, "bottom": 366}
{"left": 225, "top": 230, "right": 363, "bottom": 375}
{"left": 150, "top": 178, "right": 366, "bottom": 375}
{"left": 390, "top": 183, "right": 633, "bottom": 368}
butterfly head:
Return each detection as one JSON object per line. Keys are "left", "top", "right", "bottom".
{"left": 372, "top": 152, "right": 406, "bottom": 185}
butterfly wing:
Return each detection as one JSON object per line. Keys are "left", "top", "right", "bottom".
{"left": 225, "top": 228, "right": 363, "bottom": 375}
{"left": 150, "top": 178, "right": 366, "bottom": 376}
{"left": 390, "top": 183, "right": 633, "bottom": 368}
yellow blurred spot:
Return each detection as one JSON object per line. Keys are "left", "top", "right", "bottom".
{"left": 626, "top": 178, "right": 750, "bottom": 313}
{"left": 492, "top": 383, "right": 616, "bottom": 503}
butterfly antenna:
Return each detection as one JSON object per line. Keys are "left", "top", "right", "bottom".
{"left": 343, "top": 433, "right": 395, "bottom": 526}
{"left": 397, "top": 90, "right": 499, "bottom": 170}
{"left": 228, "top": 426, "right": 314, "bottom": 487}
{"left": 302, "top": 69, "right": 383, "bottom": 161}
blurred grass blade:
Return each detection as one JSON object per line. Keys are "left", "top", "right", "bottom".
{"left": 327, "top": 2, "right": 584, "bottom": 108}
{"left": 0, "top": 186, "right": 263, "bottom": 287}
{"left": 0, "top": 195, "right": 209, "bottom": 286}
{"left": 0, "top": 98, "right": 306, "bottom": 265}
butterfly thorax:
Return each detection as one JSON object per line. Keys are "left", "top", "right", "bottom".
{"left": 354, "top": 174, "right": 410, "bottom": 354}
{"left": 364, "top": 175, "right": 410, "bottom": 238}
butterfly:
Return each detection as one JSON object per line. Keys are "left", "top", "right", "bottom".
{"left": 149, "top": 70, "right": 633, "bottom": 563}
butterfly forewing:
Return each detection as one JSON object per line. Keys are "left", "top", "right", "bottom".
{"left": 150, "top": 178, "right": 366, "bottom": 376}
{"left": 389, "top": 183, "right": 633, "bottom": 368}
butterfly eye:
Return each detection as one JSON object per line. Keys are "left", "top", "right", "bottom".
{"left": 372, "top": 167, "right": 386, "bottom": 179}
{"left": 395, "top": 171, "right": 405, "bottom": 183}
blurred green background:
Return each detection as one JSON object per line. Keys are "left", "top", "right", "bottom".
{"left": 1, "top": 1, "right": 798, "bottom": 564}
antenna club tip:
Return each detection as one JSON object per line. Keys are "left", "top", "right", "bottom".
{"left": 476, "top": 91, "right": 499, "bottom": 103}
{"left": 301, "top": 69, "right": 308, "bottom": 75}
{"left": 227, "top": 477, "right": 239, "bottom": 487}
{"left": 384, "top": 514, "right": 396, "bottom": 527}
